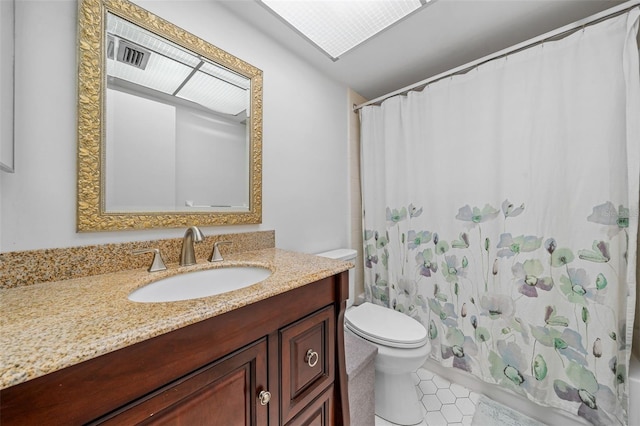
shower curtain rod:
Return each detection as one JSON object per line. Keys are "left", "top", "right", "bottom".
{"left": 354, "top": 0, "right": 640, "bottom": 112}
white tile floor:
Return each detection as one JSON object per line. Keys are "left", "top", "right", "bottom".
{"left": 374, "top": 368, "right": 481, "bottom": 426}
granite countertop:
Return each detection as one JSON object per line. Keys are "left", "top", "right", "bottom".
{"left": 0, "top": 248, "right": 352, "bottom": 390}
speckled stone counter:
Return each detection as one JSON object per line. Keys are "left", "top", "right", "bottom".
{"left": 0, "top": 248, "right": 352, "bottom": 390}
{"left": 0, "top": 230, "right": 276, "bottom": 289}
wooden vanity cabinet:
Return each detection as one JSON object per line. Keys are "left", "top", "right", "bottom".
{"left": 280, "top": 306, "right": 335, "bottom": 424}
{"left": 95, "top": 338, "right": 270, "bottom": 425}
{"left": 0, "top": 272, "right": 350, "bottom": 426}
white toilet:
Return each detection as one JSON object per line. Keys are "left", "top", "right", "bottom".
{"left": 317, "top": 249, "right": 430, "bottom": 426}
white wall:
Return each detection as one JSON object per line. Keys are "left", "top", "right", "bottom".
{"left": 0, "top": 0, "right": 14, "bottom": 174}
{"left": 0, "top": 171, "right": 3, "bottom": 246}
{"left": 106, "top": 89, "right": 177, "bottom": 211}
{"left": 0, "top": 0, "right": 349, "bottom": 254}
{"left": 175, "top": 106, "right": 248, "bottom": 209}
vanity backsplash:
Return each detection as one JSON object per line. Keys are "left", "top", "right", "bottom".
{"left": 0, "top": 230, "right": 275, "bottom": 289}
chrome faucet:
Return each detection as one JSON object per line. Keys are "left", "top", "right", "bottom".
{"left": 180, "top": 226, "right": 205, "bottom": 266}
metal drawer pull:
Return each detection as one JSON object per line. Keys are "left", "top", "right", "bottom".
{"left": 305, "top": 349, "right": 319, "bottom": 367}
{"left": 258, "top": 390, "right": 271, "bottom": 405}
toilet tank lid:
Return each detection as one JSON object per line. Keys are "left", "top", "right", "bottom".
{"left": 316, "top": 248, "right": 357, "bottom": 261}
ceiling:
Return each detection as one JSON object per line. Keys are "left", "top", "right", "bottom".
{"left": 220, "top": 0, "right": 628, "bottom": 101}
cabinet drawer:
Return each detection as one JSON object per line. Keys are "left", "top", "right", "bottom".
{"left": 280, "top": 305, "right": 335, "bottom": 424}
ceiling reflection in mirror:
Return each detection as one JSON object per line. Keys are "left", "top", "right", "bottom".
{"left": 76, "top": 0, "right": 263, "bottom": 231}
{"left": 105, "top": 13, "right": 251, "bottom": 213}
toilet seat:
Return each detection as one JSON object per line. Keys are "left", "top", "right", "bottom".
{"left": 345, "top": 302, "right": 428, "bottom": 349}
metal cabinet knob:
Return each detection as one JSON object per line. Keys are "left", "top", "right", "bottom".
{"left": 305, "top": 349, "right": 319, "bottom": 368}
{"left": 258, "top": 390, "right": 271, "bottom": 405}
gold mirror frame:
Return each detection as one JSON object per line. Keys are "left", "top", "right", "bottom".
{"left": 77, "top": 0, "right": 262, "bottom": 231}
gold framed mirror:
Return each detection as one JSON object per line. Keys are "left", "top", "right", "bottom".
{"left": 77, "top": 0, "right": 262, "bottom": 231}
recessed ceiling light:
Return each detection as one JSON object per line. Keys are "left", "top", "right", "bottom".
{"left": 259, "top": 0, "right": 429, "bottom": 61}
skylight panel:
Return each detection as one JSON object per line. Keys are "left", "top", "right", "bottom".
{"left": 176, "top": 71, "right": 248, "bottom": 116}
{"left": 259, "top": 0, "right": 425, "bottom": 60}
{"left": 200, "top": 60, "right": 251, "bottom": 90}
{"left": 106, "top": 13, "right": 250, "bottom": 117}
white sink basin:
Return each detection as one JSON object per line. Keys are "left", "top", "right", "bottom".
{"left": 128, "top": 266, "right": 272, "bottom": 303}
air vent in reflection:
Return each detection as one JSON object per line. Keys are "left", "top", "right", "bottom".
{"left": 107, "top": 35, "right": 115, "bottom": 60}
{"left": 116, "top": 39, "right": 150, "bottom": 70}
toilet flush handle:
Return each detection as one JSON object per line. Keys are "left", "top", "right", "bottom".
{"left": 305, "top": 349, "right": 319, "bottom": 368}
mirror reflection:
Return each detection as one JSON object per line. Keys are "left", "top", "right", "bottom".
{"left": 105, "top": 13, "right": 250, "bottom": 212}
{"left": 76, "top": 0, "right": 263, "bottom": 231}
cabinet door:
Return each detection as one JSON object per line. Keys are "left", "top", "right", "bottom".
{"left": 95, "top": 338, "right": 269, "bottom": 425}
{"left": 286, "top": 385, "right": 334, "bottom": 426}
{"left": 280, "top": 306, "right": 335, "bottom": 424}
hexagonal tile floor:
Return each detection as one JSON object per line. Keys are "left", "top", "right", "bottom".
{"left": 374, "top": 368, "right": 481, "bottom": 426}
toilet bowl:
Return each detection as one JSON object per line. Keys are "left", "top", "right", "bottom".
{"left": 345, "top": 302, "right": 429, "bottom": 425}
{"left": 317, "top": 249, "right": 430, "bottom": 426}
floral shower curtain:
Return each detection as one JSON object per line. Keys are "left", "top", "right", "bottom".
{"left": 360, "top": 10, "right": 639, "bottom": 426}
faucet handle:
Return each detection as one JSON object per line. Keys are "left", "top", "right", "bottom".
{"left": 209, "top": 241, "right": 232, "bottom": 262}
{"left": 133, "top": 248, "right": 167, "bottom": 272}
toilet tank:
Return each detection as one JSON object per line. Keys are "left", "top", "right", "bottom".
{"left": 316, "top": 248, "right": 357, "bottom": 308}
